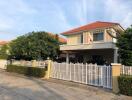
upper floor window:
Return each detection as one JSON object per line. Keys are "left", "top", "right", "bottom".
{"left": 78, "top": 34, "right": 83, "bottom": 44}
{"left": 80, "top": 34, "right": 83, "bottom": 43}
{"left": 93, "top": 32, "right": 104, "bottom": 41}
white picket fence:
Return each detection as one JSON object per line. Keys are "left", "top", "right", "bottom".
{"left": 121, "top": 65, "right": 132, "bottom": 75}
{"left": 50, "top": 62, "right": 112, "bottom": 89}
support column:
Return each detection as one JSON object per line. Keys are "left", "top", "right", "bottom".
{"left": 32, "top": 60, "right": 37, "bottom": 67}
{"left": 66, "top": 52, "right": 69, "bottom": 63}
{"left": 44, "top": 59, "right": 51, "bottom": 79}
{"left": 114, "top": 48, "right": 118, "bottom": 63}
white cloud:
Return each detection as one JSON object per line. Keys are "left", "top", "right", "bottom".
{"left": 0, "top": 0, "right": 37, "bottom": 32}
{"left": 51, "top": 2, "right": 72, "bottom": 31}
{"left": 104, "top": 0, "right": 132, "bottom": 28}
{"left": 33, "top": 1, "right": 73, "bottom": 33}
{"left": 0, "top": 0, "right": 37, "bottom": 14}
{"left": 64, "top": 0, "right": 132, "bottom": 28}
{"left": 73, "top": 0, "right": 132, "bottom": 28}
{"left": 67, "top": 0, "right": 96, "bottom": 25}
{"left": 122, "top": 12, "right": 132, "bottom": 28}
{"left": 0, "top": 0, "right": 132, "bottom": 40}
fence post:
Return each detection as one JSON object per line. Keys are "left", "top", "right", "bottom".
{"left": 111, "top": 63, "right": 121, "bottom": 93}
{"left": 32, "top": 60, "right": 37, "bottom": 67}
{"left": 44, "top": 59, "right": 52, "bottom": 79}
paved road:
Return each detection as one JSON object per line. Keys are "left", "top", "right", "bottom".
{"left": 0, "top": 69, "right": 131, "bottom": 100}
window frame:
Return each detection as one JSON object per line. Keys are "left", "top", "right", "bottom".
{"left": 80, "top": 34, "right": 83, "bottom": 44}
{"left": 93, "top": 32, "right": 104, "bottom": 41}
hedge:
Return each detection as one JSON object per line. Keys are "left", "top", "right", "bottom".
{"left": 6, "top": 65, "right": 46, "bottom": 78}
{"left": 118, "top": 75, "right": 132, "bottom": 96}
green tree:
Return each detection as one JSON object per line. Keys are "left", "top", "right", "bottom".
{"left": 9, "top": 31, "right": 60, "bottom": 60}
{"left": 0, "top": 44, "right": 9, "bottom": 59}
{"left": 116, "top": 26, "right": 132, "bottom": 66}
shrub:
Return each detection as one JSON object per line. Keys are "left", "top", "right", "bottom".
{"left": 118, "top": 75, "right": 132, "bottom": 96}
{"left": 6, "top": 65, "right": 27, "bottom": 74}
{"left": 6, "top": 65, "right": 46, "bottom": 78}
{"left": 26, "top": 67, "right": 45, "bottom": 77}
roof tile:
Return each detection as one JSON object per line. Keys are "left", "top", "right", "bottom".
{"left": 0, "top": 41, "right": 9, "bottom": 45}
{"left": 61, "top": 21, "right": 119, "bottom": 35}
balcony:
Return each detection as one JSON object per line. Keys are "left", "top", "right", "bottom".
{"left": 60, "top": 42, "right": 116, "bottom": 51}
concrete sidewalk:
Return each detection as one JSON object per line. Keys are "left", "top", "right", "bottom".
{"left": 0, "top": 69, "right": 131, "bottom": 100}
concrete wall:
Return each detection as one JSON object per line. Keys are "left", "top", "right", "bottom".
{"left": 104, "top": 28, "right": 118, "bottom": 42}
{"left": 60, "top": 42, "right": 116, "bottom": 51}
{"left": 104, "top": 29, "right": 113, "bottom": 42}
{"left": 0, "top": 60, "right": 7, "bottom": 69}
{"left": 111, "top": 63, "right": 121, "bottom": 93}
{"left": 83, "top": 31, "right": 93, "bottom": 44}
{"left": 67, "top": 34, "right": 81, "bottom": 45}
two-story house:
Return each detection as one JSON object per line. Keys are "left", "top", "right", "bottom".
{"left": 60, "top": 21, "right": 124, "bottom": 65}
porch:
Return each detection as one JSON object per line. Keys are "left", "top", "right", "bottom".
{"left": 60, "top": 42, "right": 118, "bottom": 65}
{"left": 61, "top": 48, "right": 118, "bottom": 65}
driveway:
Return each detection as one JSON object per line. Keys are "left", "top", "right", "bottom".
{"left": 0, "top": 69, "right": 131, "bottom": 100}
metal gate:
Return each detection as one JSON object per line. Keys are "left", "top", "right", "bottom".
{"left": 50, "top": 62, "right": 112, "bottom": 89}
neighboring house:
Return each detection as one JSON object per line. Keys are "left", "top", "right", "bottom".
{"left": 60, "top": 21, "right": 124, "bottom": 65}
{"left": 0, "top": 41, "right": 9, "bottom": 49}
{"left": 47, "top": 32, "right": 67, "bottom": 44}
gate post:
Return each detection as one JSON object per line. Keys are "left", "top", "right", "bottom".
{"left": 111, "top": 63, "right": 121, "bottom": 93}
{"left": 44, "top": 59, "right": 52, "bottom": 79}
{"left": 32, "top": 60, "right": 37, "bottom": 67}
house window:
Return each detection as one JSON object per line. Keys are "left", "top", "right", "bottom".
{"left": 93, "top": 32, "right": 104, "bottom": 41}
{"left": 80, "top": 34, "right": 83, "bottom": 43}
{"left": 78, "top": 34, "right": 83, "bottom": 44}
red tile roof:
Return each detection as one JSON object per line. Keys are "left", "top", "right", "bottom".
{"left": 58, "top": 37, "right": 67, "bottom": 43}
{"left": 0, "top": 41, "right": 9, "bottom": 46}
{"left": 61, "top": 21, "right": 120, "bottom": 35}
{"left": 47, "top": 32, "right": 67, "bottom": 43}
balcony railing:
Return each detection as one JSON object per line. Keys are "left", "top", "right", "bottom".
{"left": 60, "top": 41, "right": 116, "bottom": 51}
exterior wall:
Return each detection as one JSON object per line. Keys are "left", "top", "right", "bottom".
{"left": 67, "top": 34, "right": 81, "bottom": 45}
{"left": 104, "top": 28, "right": 117, "bottom": 42}
{"left": 83, "top": 31, "right": 93, "bottom": 44}
{"left": 60, "top": 42, "right": 116, "bottom": 50}
{"left": 66, "top": 28, "right": 117, "bottom": 45}
{"left": 104, "top": 29, "right": 113, "bottom": 42}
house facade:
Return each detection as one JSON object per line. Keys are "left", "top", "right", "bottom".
{"left": 60, "top": 21, "right": 124, "bottom": 65}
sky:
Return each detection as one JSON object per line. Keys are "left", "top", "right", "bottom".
{"left": 0, "top": 0, "right": 132, "bottom": 41}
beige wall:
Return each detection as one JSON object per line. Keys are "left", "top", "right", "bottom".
{"left": 111, "top": 63, "right": 121, "bottom": 93}
{"left": 0, "top": 60, "right": 7, "bottom": 69}
{"left": 104, "top": 28, "right": 117, "bottom": 42}
{"left": 67, "top": 34, "right": 81, "bottom": 45}
{"left": 83, "top": 31, "right": 93, "bottom": 44}
{"left": 104, "top": 29, "right": 113, "bottom": 42}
